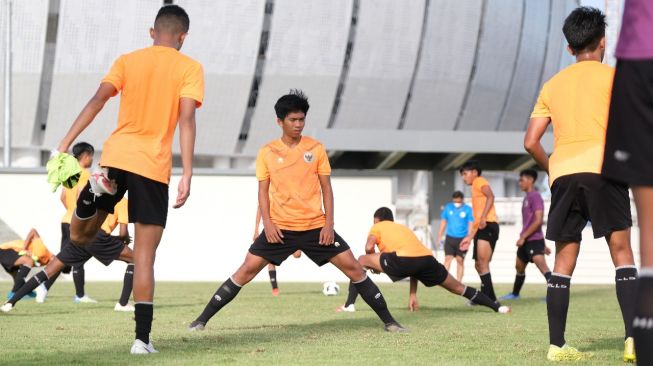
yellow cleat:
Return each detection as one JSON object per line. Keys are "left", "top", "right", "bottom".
{"left": 547, "top": 344, "right": 593, "bottom": 362}
{"left": 623, "top": 337, "right": 636, "bottom": 363}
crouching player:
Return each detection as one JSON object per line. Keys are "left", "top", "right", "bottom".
{"left": 338, "top": 207, "right": 510, "bottom": 314}
{"left": 0, "top": 229, "right": 54, "bottom": 299}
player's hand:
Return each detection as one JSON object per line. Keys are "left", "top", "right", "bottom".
{"left": 544, "top": 246, "right": 552, "bottom": 256}
{"left": 478, "top": 218, "right": 487, "bottom": 229}
{"left": 516, "top": 237, "right": 525, "bottom": 247}
{"left": 409, "top": 296, "right": 419, "bottom": 312}
{"left": 459, "top": 236, "right": 471, "bottom": 252}
{"left": 319, "top": 224, "right": 334, "bottom": 246}
{"left": 173, "top": 175, "right": 191, "bottom": 209}
{"left": 263, "top": 219, "right": 284, "bottom": 244}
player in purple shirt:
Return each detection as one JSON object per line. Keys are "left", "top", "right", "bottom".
{"left": 602, "top": 0, "right": 653, "bottom": 362}
{"left": 500, "top": 169, "right": 552, "bottom": 300}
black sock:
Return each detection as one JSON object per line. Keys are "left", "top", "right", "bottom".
{"left": 11, "top": 265, "right": 31, "bottom": 292}
{"left": 44, "top": 271, "right": 60, "bottom": 290}
{"left": 10, "top": 270, "right": 48, "bottom": 305}
{"left": 634, "top": 270, "right": 653, "bottom": 365}
{"left": 72, "top": 266, "right": 85, "bottom": 298}
{"left": 134, "top": 303, "right": 153, "bottom": 344}
{"left": 462, "top": 286, "right": 499, "bottom": 311}
{"left": 547, "top": 273, "right": 571, "bottom": 347}
{"left": 119, "top": 264, "right": 134, "bottom": 306}
{"left": 75, "top": 184, "right": 97, "bottom": 219}
{"left": 269, "top": 270, "right": 278, "bottom": 290}
{"left": 195, "top": 278, "right": 242, "bottom": 324}
{"left": 480, "top": 272, "right": 496, "bottom": 301}
{"left": 353, "top": 277, "right": 396, "bottom": 325}
{"left": 544, "top": 271, "right": 552, "bottom": 282}
{"left": 615, "top": 266, "right": 637, "bottom": 339}
{"left": 512, "top": 273, "right": 526, "bottom": 296}
{"left": 345, "top": 281, "right": 358, "bottom": 307}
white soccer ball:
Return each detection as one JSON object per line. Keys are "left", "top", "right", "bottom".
{"left": 322, "top": 281, "right": 340, "bottom": 296}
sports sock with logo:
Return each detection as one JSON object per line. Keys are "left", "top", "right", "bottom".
{"left": 269, "top": 270, "right": 278, "bottom": 290}
{"left": 74, "top": 184, "right": 97, "bottom": 219}
{"left": 72, "top": 265, "right": 85, "bottom": 298}
{"left": 119, "top": 264, "right": 134, "bottom": 306}
{"left": 353, "top": 276, "right": 396, "bottom": 324}
{"left": 480, "top": 272, "right": 497, "bottom": 301}
{"left": 195, "top": 278, "right": 242, "bottom": 324}
{"left": 634, "top": 268, "right": 653, "bottom": 364}
{"left": 462, "top": 286, "right": 499, "bottom": 311}
{"left": 344, "top": 281, "right": 358, "bottom": 307}
{"left": 11, "top": 265, "right": 31, "bottom": 292}
{"left": 10, "top": 270, "right": 48, "bottom": 305}
{"left": 134, "top": 302, "right": 153, "bottom": 344}
{"left": 512, "top": 273, "right": 526, "bottom": 296}
{"left": 615, "top": 265, "right": 637, "bottom": 339}
{"left": 547, "top": 273, "right": 571, "bottom": 347}
{"left": 543, "top": 271, "right": 552, "bottom": 282}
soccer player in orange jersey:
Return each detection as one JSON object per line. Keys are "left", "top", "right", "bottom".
{"left": 51, "top": 5, "right": 203, "bottom": 354}
{"left": 0, "top": 229, "right": 54, "bottom": 300}
{"left": 189, "top": 90, "right": 405, "bottom": 333}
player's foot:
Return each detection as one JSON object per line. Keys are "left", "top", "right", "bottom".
{"left": 35, "top": 284, "right": 48, "bottom": 303}
{"left": 89, "top": 169, "right": 117, "bottom": 196}
{"left": 498, "top": 305, "right": 511, "bottom": 314}
{"left": 130, "top": 339, "right": 158, "bottom": 354}
{"left": 74, "top": 295, "right": 98, "bottom": 303}
{"left": 499, "top": 293, "right": 521, "bottom": 300}
{"left": 384, "top": 322, "right": 409, "bottom": 333}
{"left": 0, "top": 302, "right": 13, "bottom": 313}
{"left": 335, "top": 304, "right": 356, "bottom": 313}
{"left": 546, "top": 344, "right": 592, "bottom": 362}
{"left": 623, "top": 337, "right": 636, "bottom": 363}
{"left": 114, "top": 303, "right": 135, "bottom": 312}
{"left": 272, "top": 288, "right": 280, "bottom": 296}
{"left": 188, "top": 320, "right": 206, "bottom": 332}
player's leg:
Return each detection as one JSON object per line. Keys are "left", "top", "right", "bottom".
{"left": 268, "top": 263, "right": 279, "bottom": 295}
{"left": 337, "top": 281, "right": 358, "bottom": 312}
{"left": 2, "top": 257, "right": 67, "bottom": 311}
{"left": 337, "top": 252, "right": 383, "bottom": 313}
{"left": 633, "top": 186, "right": 653, "bottom": 364}
{"left": 474, "top": 239, "right": 496, "bottom": 301}
{"left": 532, "top": 254, "right": 552, "bottom": 282}
{"left": 605, "top": 229, "right": 637, "bottom": 345}
{"left": 443, "top": 255, "right": 453, "bottom": 272}
{"left": 116, "top": 245, "right": 134, "bottom": 311}
{"left": 502, "top": 256, "right": 526, "bottom": 300}
{"left": 455, "top": 255, "right": 464, "bottom": 282}
{"left": 10, "top": 255, "right": 33, "bottom": 294}
{"left": 547, "top": 241, "right": 579, "bottom": 349}
{"left": 439, "top": 274, "right": 508, "bottom": 313}
{"left": 72, "top": 264, "right": 96, "bottom": 303}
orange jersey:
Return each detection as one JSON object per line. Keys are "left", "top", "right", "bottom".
{"left": 471, "top": 176, "right": 498, "bottom": 227}
{"left": 368, "top": 221, "right": 433, "bottom": 257}
{"left": 531, "top": 61, "right": 614, "bottom": 185}
{"left": 100, "top": 46, "right": 204, "bottom": 184}
{"left": 255, "top": 136, "right": 331, "bottom": 231}
{"left": 0, "top": 238, "right": 53, "bottom": 266}
{"left": 61, "top": 169, "right": 90, "bottom": 224}
{"left": 100, "top": 198, "right": 128, "bottom": 234}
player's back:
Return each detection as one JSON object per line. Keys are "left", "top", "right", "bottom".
{"left": 370, "top": 221, "right": 432, "bottom": 257}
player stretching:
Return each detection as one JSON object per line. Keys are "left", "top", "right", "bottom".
{"left": 500, "top": 169, "right": 552, "bottom": 300}
{"left": 525, "top": 7, "right": 636, "bottom": 362}
{"left": 189, "top": 90, "right": 405, "bottom": 333}
{"left": 337, "top": 207, "right": 510, "bottom": 315}
{"left": 50, "top": 5, "right": 203, "bottom": 354}
{"left": 0, "top": 229, "right": 53, "bottom": 299}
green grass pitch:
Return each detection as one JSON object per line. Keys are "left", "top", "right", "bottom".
{"left": 0, "top": 281, "right": 626, "bottom": 365}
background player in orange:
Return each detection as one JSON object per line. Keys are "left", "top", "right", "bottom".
{"left": 189, "top": 90, "right": 405, "bottom": 333}
{"left": 0, "top": 229, "right": 54, "bottom": 300}
{"left": 459, "top": 160, "right": 499, "bottom": 304}
{"left": 337, "top": 207, "right": 510, "bottom": 315}
{"left": 50, "top": 5, "right": 203, "bottom": 354}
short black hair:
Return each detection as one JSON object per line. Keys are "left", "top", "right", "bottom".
{"left": 373, "top": 207, "right": 394, "bottom": 222}
{"left": 154, "top": 5, "right": 190, "bottom": 34}
{"left": 452, "top": 191, "right": 464, "bottom": 199}
{"left": 520, "top": 169, "right": 538, "bottom": 181}
{"left": 72, "top": 142, "right": 94, "bottom": 159}
{"left": 274, "top": 89, "right": 310, "bottom": 120}
{"left": 459, "top": 160, "right": 482, "bottom": 176}
{"left": 563, "top": 7, "right": 606, "bottom": 54}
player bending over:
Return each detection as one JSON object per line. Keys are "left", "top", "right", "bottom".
{"left": 0, "top": 229, "right": 54, "bottom": 300}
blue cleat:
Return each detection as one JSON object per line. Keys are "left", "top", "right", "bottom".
{"left": 499, "top": 293, "right": 521, "bottom": 300}
{"left": 7, "top": 291, "right": 36, "bottom": 300}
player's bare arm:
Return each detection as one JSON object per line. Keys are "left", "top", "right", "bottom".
{"left": 524, "top": 117, "right": 551, "bottom": 173}
{"left": 173, "top": 97, "right": 197, "bottom": 209}
{"left": 318, "top": 174, "right": 334, "bottom": 245}
{"left": 258, "top": 179, "right": 284, "bottom": 243}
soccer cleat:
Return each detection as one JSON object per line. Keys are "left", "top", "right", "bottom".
{"left": 0, "top": 302, "right": 13, "bottom": 313}
{"left": 188, "top": 320, "right": 206, "bottom": 332}
{"left": 35, "top": 284, "right": 48, "bottom": 303}
{"left": 130, "top": 339, "right": 158, "bottom": 354}
{"left": 499, "top": 293, "right": 521, "bottom": 300}
{"left": 384, "top": 322, "right": 409, "bottom": 333}
{"left": 89, "top": 169, "right": 117, "bottom": 196}
{"left": 114, "top": 303, "right": 135, "bottom": 312}
{"left": 623, "top": 337, "right": 636, "bottom": 363}
{"left": 74, "top": 295, "right": 98, "bottom": 303}
{"left": 546, "top": 344, "right": 592, "bottom": 362}
{"left": 335, "top": 304, "right": 356, "bottom": 313}
{"left": 272, "top": 288, "right": 280, "bottom": 297}
{"left": 498, "top": 305, "right": 511, "bottom": 314}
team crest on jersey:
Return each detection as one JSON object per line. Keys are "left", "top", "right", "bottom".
{"left": 304, "top": 152, "right": 314, "bottom": 163}
{"left": 459, "top": 212, "right": 466, "bottom": 218}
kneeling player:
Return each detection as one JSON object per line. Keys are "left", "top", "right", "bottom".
{"left": 189, "top": 90, "right": 405, "bottom": 332}
{"left": 338, "top": 207, "right": 510, "bottom": 315}
{"left": 1, "top": 199, "right": 135, "bottom": 312}
{"left": 0, "top": 229, "right": 54, "bottom": 299}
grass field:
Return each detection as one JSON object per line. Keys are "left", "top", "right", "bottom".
{"left": 0, "top": 281, "right": 627, "bottom": 365}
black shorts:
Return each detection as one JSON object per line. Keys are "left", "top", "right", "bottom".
{"left": 77, "top": 167, "right": 169, "bottom": 227}
{"left": 547, "top": 173, "right": 632, "bottom": 243}
{"left": 380, "top": 252, "right": 448, "bottom": 287}
{"left": 516, "top": 239, "right": 546, "bottom": 263}
{"left": 0, "top": 249, "right": 20, "bottom": 273}
{"left": 249, "top": 228, "right": 350, "bottom": 266}
{"left": 444, "top": 236, "right": 467, "bottom": 258}
{"left": 60, "top": 223, "right": 73, "bottom": 273}
{"left": 473, "top": 222, "right": 499, "bottom": 260}
{"left": 603, "top": 60, "right": 653, "bottom": 186}
{"left": 57, "top": 231, "right": 125, "bottom": 267}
